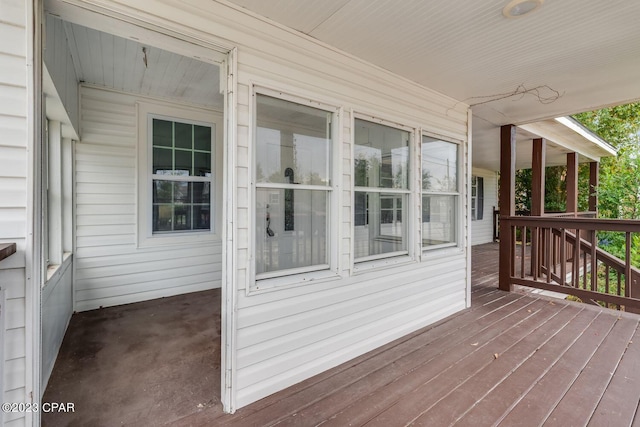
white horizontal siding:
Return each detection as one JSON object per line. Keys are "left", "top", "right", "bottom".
{"left": 47, "top": 0, "right": 470, "bottom": 413}
{"left": 235, "top": 256, "right": 466, "bottom": 405}
{"left": 0, "top": 0, "right": 28, "bottom": 423}
{"left": 224, "top": 0, "right": 469, "bottom": 407}
{"left": 471, "top": 167, "right": 498, "bottom": 246}
{"left": 41, "top": 257, "right": 73, "bottom": 390}
{"left": 75, "top": 86, "right": 222, "bottom": 311}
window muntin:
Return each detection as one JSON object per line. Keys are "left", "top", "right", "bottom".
{"left": 422, "top": 136, "right": 459, "bottom": 249}
{"left": 151, "top": 117, "right": 213, "bottom": 233}
{"left": 254, "top": 94, "right": 333, "bottom": 277}
{"left": 354, "top": 119, "right": 410, "bottom": 261}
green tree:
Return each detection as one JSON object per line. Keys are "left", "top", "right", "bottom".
{"left": 573, "top": 103, "right": 640, "bottom": 219}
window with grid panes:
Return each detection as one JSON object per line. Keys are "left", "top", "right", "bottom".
{"left": 151, "top": 117, "right": 213, "bottom": 233}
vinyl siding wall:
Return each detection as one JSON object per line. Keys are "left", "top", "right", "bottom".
{"left": 74, "top": 86, "right": 223, "bottom": 311}
{"left": 47, "top": 0, "right": 471, "bottom": 413}
{"left": 41, "top": 256, "right": 72, "bottom": 391}
{"left": 201, "top": 2, "right": 470, "bottom": 408}
{"left": 0, "top": 0, "right": 28, "bottom": 425}
{"left": 471, "top": 167, "right": 498, "bottom": 246}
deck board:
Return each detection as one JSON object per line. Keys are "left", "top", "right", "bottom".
{"left": 588, "top": 322, "right": 640, "bottom": 426}
{"left": 459, "top": 308, "right": 611, "bottom": 427}
{"left": 426, "top": 306, "right": 597, "bottom": 427}
{"left": 320, "top": 297, "right": 541, "bottom": 427}
{"left": 365, "top": 301, "right": 571, "bottom": 427}
{"left": 545, "top": 315, "right": 639, "bottom": 426}
{"left": 42, "top": 243, "right": 640, "bottom": 427}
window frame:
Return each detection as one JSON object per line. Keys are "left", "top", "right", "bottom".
{"left": 471, "top": 175, "right": 478, "bottom": 221}
{"left": 352, "top": 114, "right": 414, "bottom": 266}
{"left": 249, "top": 86, "right": 342, "bottom": 292}
{"left": 149, "top": 115, "right": 214, "bottom": 234}
{"left": 137, "top": 101, "right": 223, "bottom": 248}
{"left": 420, "top": 133, "right": 463, "bottom": 253}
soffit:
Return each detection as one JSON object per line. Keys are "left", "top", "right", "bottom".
{"left": 227, "top": 0, "right": 638, "bottom": 169}
{"left": 226, "top": 0, "right": 640, "bottom": 125}
{"left": 59, "top": 18, "right": 224, "bottom": 110}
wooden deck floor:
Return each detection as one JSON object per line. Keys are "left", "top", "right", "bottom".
{"left": 43, "top": 243, "right": 640, "bottom": 426}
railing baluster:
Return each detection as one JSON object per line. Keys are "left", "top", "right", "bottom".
{"left": 590, "top": 229, "right": 597, "bottom": 292}
{"left": 617, "top": 270, "right": 622, "bottom": 297}
{"left": 605, "top": 264, "right": 610, "bottom": 308}
{"left": 625, "top": 232, "right": 632, "bottom": 298}
{"left": 511, "top": 225, "right": 517, "bottom": 277}
{"left": 552, "top": 231, "right": 558, "bottom": 275}
{"left": 531, "top": 225, "right": 538, "bottom": 280}
{"left": 520, "top": 226, "right": 525, "bottom": 278}
{"left": 544, "top": 228, "right": 553, "bottom": 283}
{"left": 573, "top": 228, "right": 581, "bottom": 288}
{"left": 582, "top": 249, "right": 587, "bottom": 290}
{"left": 561, "top": 228, "right": 566, "bottom": 286}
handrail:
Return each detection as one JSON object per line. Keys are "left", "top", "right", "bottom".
{"left": 544, "top": 211, "right": 597, "bottom": 218}
{"left": 503, "top": 216, "right": 640, "bottom": 232}
{"left": 0, "top": 243, "right": 17, "bottom": 262}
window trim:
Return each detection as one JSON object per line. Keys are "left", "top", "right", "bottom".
{"left": 352, "top": 114, "right": 415, "bottom": 265}
{"left": 249, "top": 86, "right": 342, "bottom": 292}
{"left": 420, "top": 133, "right": 463, "bottom": 253}
{"left": 471, "top": 175, "right": 478, "bottom": 221}
{"left": 137, "top": 100, "right": 223, "bottom": 248}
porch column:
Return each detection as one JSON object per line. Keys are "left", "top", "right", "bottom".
{"left": 530, "top": 138, "right": 545, "bottom": 279}
{"left": 499, "top": 124, "right": 516, "bottom": 292}
{"left": 531, "top": 138, "right": 546, "bottom": 216}
{"left": 589, "top": 161, "right": 599, "bottom": 214}
{"left": 566, "top": 152, "right": 578, "bottom": 214}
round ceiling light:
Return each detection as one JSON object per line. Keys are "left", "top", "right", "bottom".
{"left": 502, "top": 0, "right": 544, "bottom": 18}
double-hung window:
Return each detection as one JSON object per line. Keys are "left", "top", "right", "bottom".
{"left": 470, "top": 175, "right": 484, "bottom": 221}
{"left": 421, "top": 136, "right": 459, "bottom": 249}
{"left": 151, "top": 117, "right": 213, "bottom": 233}
{"left": 254, "top": 94, "right": 333, "bottom": 279}
{"left": 354, "top": 119, "right": 410, "bottom": 261}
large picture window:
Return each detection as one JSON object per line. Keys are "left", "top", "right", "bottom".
{"left": 150, "top": 117, "right": 213, "bottom": 233}
{"left": 422, "top": 136, "right": 459, "bottom": 249}
{"left": 354, "top": 119, "right": 410, "bottom": 261}
{"left": 255, "top": 94, "right": 333, "bottom": 278}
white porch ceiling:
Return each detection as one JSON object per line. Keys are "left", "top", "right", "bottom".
{"left": 227, "top": 0, "right": 640, "bottom": 169}
{"left": 61, "top": 20, "right": 223, "bottom": 109}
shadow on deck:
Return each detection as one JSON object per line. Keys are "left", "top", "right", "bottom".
{"left": 43, "top": 243, "right": 640, "bottom": 426}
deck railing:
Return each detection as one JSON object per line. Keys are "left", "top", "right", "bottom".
{"left": 502, "top": 216, "right": 640, "bottom": 312}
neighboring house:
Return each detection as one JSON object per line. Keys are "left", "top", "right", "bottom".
{"left": 0, "top": 1, "right": 637, "bottom": 426}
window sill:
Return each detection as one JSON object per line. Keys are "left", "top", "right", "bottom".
{"left": 44, "top": 252, "right": 72, "bottom": 286}
{"left": 250, "top": 269, "right": 341, "bottom": 295}
{"left": 421, "top": 245, "right": 464, "bottom": 262}
{"left": 353, "top": 254, "right": 415, "bottom": 275}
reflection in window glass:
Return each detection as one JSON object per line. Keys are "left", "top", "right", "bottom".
{"left": 256, "top": 189, "right": 328, "bottom": 275}
{"left": 256, "top": 96, "right": 331, "bottom": 186}
{"left": 354, "top": 192, "right": 407, "bottom": 259}
{"left": 422, "top": 138, "right": 457, "bottom": 192}
{"left": 422, "top": 195, "right": 456, "bottom": 246}
{"left": 255, "top": 94, "right": 333, "bottom": 277}
{"left": 354, "top": 119, "right": 410, "bottom": 261}
{"left": 422, "top": 136, "right": 458, "bottom": 248}
{"left": 151, "top": 118, "right": 213, "bottom": 233}
{"left": 354, "top": 120, "right": 409, "bottom": 189}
